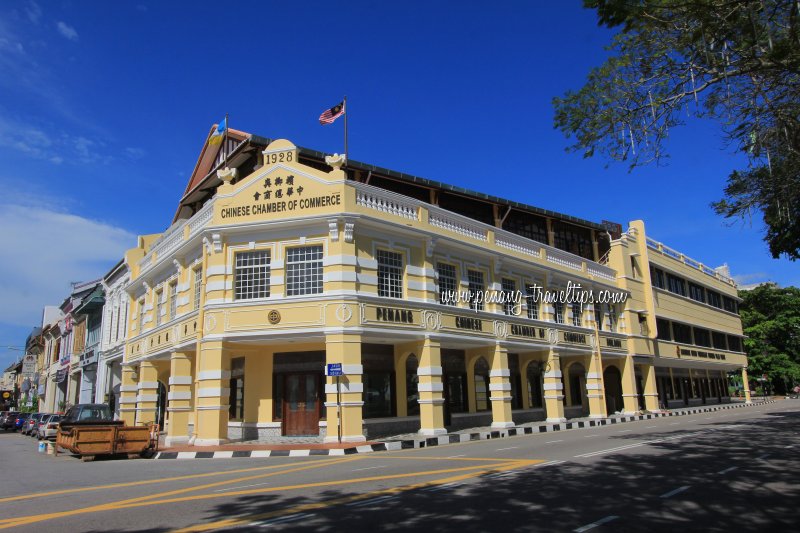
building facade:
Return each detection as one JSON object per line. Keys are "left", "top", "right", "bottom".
{"left": 114, "top": 132, "right": 749, "bottom": 446}
{"left": 95, "top": 260, "right": 130, "bottom": 417}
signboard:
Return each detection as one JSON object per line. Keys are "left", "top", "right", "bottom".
{"left": 326, "top": 363, "right": 343, "bottom": 376}
{"left": 22, "top": 354, "right": 36, "bottom": 377}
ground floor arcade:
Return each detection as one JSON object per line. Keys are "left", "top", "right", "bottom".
{"left": 119, "top": 334, "right": 748, "bottom": 446}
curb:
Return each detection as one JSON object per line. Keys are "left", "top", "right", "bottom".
{"left": 153, "top": 400, "right": 774, "bottom": 459}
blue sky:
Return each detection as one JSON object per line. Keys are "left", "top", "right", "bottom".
{"left": 0, "top": 1, "right": 796, "bottom": 369}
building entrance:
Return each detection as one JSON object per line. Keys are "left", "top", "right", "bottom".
{"left": 282, "top": 373, "right": 321, "bottom": 436}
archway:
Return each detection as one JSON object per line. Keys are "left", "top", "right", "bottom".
{"left": 603, "top": 365, "right": 623, "bottom": 414}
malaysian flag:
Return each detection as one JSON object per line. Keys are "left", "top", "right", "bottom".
{"left": 319, "top": 101, "right": 345, "bottom": 125}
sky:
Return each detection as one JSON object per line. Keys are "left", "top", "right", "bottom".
{"left": 0, "top": 1, "right": 797, "bottom": 370}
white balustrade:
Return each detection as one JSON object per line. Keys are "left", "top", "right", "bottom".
{"left": 495, "top": 235, "right": 541, "bottom": 258}
{"left": 428, "top": 208, "right": 488, "bottom": 241}
{"left": 355, "top": 186, "right": 418, "bottom": 220}
{"left": 545, "top": 248, "right": 583, "bottom": 271}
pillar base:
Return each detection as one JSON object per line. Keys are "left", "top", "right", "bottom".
{"left": 491, "top": 422, "right": 515, "bottom": 429}
{"left": 588, "top": 414, "right": 606, "bottom": 419}
{"left": 194, "top": 438, "right": 229, "bottom": 446}
{"left": 418, "top": 428, "right": 448, "bottom": 436}
{"left": 164, "top": 436, "right": 190, "bottom": 447}
{"left": 546, "top": 417, "right": 567, "bottom": 423}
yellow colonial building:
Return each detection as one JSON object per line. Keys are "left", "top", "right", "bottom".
{"left": 119, "top": 128, "right": 749, "bottom": 446}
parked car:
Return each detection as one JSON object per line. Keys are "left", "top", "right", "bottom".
{"left": 12, "top": 413, "right": 30, "bottom": 432}
{"left": 59, "top": 404, "right": 120, "bottom": 431}
{"left": 36, "top": 414, "right": 63, "bottom": 441}
{"left": 23, "top": 413, "right": 45, "bottom": 436}
{"left": 0, "top": 411, "right": 19, "bottom": 430}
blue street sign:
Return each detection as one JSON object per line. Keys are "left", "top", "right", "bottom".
{"left": 326, "top": 363, "right": 343, "bottom": 376}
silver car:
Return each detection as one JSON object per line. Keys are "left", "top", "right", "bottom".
{"left": 36, "top": 414, "right": 62, "bottom": 440}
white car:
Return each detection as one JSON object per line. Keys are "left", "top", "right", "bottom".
{"left": 36, "top": 414, "right": 62, "bottom": 441}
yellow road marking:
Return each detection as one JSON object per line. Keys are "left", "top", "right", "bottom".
{"left": 1, "top": 458, "right": 539, "bottom": 529}
{"left": 0, "top": 457, "right": 332, "bottom": 504}
{"left": 0, "top": 456, "right": 362, "bottom": 530}
{"left": 175, "top": 459, "right": 535, "bottom": 532}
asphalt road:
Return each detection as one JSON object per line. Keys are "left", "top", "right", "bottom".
{"left": 1, "top": 401, "right": 798, "bottom": 532}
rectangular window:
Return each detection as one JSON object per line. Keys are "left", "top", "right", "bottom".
{"left": 594, "top": 302, "right": 603, "bottom": 330}
{"left": 155, "top": 290, "right": 163, "bottom": 326}
{"left": 707, "top": 290, "right": 722, "bottom": 308}
{"left": 666, "top": 273, "right": 686, "bottom": 297}
{"left": 137, "top": 299, "right": 145, "bottom": 332}
{"left": 234, "top": 250, "right": 271, "bottom": 300}
{"left": 688, "top": 283, "right": 706, "bottom": 303}
{"left": 286, "top": 245, "right": 323, "bottom": 296}
{"left": 502, "top": 278, "right": 516, "bottom": 316}
{"left": 727, "top": 335, "right": 742, "bottom": 352}
{"left": 526, "top": 285, "right": 539, "bottom": 320}
{"left": 377, "top": 250, "right": 403, "bottom": 298}
{"left": 672, "top": 322, "right": 692, "bottom": 344}
{"left": 712, "top": 331, "right": 728, "bottom": 350}
{"left": 722, "top": 296, "right": 738, "bottom": 314}
{"left": 694, "top": 327, "right": 711, "bottom": 347}
{"left": 571, "top": 302, "right": 583, "bottom": 327}
{"left": 552, "top": 220, "right": 593, "bottom": 260}
{"left": 651, "top": 266, "right": 665, "bottom": 289}
{"left": 467, "top": 270, "right": 485, "bottom": 311}
{"left": 168, "top": 281, "right": 178, "bottom": 320}
{"left": 437, "top": 263, "right": 457, "bottom": 305}
{"left": 193, "top": 267, "right": 202, "bottom": 310}
{"left": 554, "top": 301, "right": 564, "bottom": 324}
{"left": 656, "top": 318, "right": 672, "bottom": 341}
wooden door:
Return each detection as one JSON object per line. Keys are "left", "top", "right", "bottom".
{"left": 283, "top": 373, "right": 320, "bottom": 436}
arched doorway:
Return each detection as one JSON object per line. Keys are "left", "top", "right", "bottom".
{"left": 603, "top": 366, "right": 623, "bottom": 414}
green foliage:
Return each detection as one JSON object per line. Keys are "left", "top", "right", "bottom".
{"left": 555, "top": 0, "right": 800, "bottom": 259}
{"left": 739, "top": 284, "right": 800, "bottom": 391}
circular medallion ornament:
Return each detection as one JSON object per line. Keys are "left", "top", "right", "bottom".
{"left": 268, "top": 310, "right": 281, "bottom": 325}
{"left": 335, "top": 304, "right": 352, "bottom": 323}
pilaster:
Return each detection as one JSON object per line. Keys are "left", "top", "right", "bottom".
{"left": 135, "top": 361, "right": 159, "bottom": 426}
{"left": 165, "top": 351, "right": 193, "bottom": 446}
{"left": 417, "top": 336, "right": 446, "bottom": 436}
{"left": 489, "top": 343, "right": 514, "bottom": 428}
{"left": 585, "top": 352, "right": 607, "bottom": 418}
{"left": 641, "top": 363, "right": 659, "bottom": 411}
{"left": 543, "top": 348, "right": 565, "bottom": 422}
{"left": 324, "top": 333, "right": 365, "bottom": 443}
{"left": 620, "top": 355, "right": 640, "bottom": 414}
{"left": 119, "top": 365, "right": 137, "bottom": 425}
{"left": 194, "top": 340, "right": 230, "bottom": 445}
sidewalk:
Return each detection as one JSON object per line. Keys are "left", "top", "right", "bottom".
{"left": 153, "top": 399, "right": 776, "bottom": 459}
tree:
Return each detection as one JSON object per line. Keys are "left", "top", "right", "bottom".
{"left": 738, "top": 283, "right": 800, "bottom": 393}
{"left": 553, "top": 0, "right": 800, "bottom": 259}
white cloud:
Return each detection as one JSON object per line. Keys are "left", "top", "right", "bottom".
{"left": 0, "top": 115, "right": 113, "bottom": 165}
{"left": 56, "top": 21, "right": 78, "bottom": 41}
{"left": 26, "top": 1, "right": 42, "bottom": 24}
{"left": 124, "top": 147, "right": 145, "bottom": 160}
{"left": 0, "top": 202, "right": 136, "bottom": 327}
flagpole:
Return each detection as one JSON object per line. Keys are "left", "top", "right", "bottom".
{"left": 223, "top": 113, "right": 229, "bottom": 168}
{"left": 343, "top": 95, "right": 348, "bottom": 165}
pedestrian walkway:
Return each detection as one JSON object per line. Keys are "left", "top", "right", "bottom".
{"left": 153, "top": 399, "right": 775, "bottom": 460}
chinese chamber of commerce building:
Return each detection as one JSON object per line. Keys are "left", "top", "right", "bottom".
{"left": 118, "top": 127, "right": 750, "bottom": 446}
